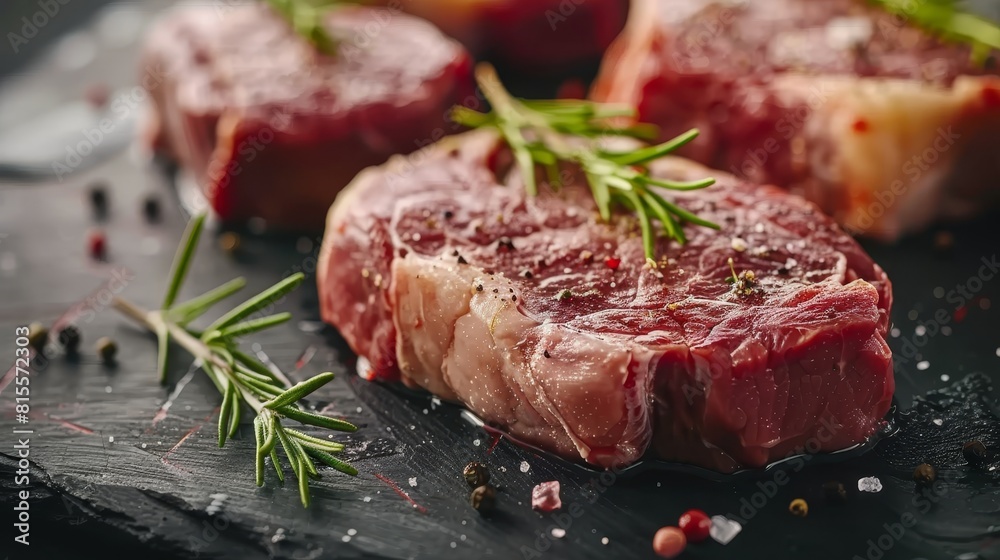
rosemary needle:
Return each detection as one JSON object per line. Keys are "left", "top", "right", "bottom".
{"left": 264, "top": 0, "right": 341, "bottom": 53}
{"left": 452, "top": 64, "right": 719, "bottom": 263}
{"left": 113, "top": 214, "right": 356, "bottom": 507}
{"left": 869, "top": 0, "right": 1000, "bottom": 62}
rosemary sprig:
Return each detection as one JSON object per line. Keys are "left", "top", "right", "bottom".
{"left": 112, "top": 214, "right": 357, "bottom": 507}
{"left": 452, "top": 65, "right": 718, "bottom": 263}
{"left": 870, "top": 0, "right": 1000, "bottom": 62}
{"left": 264, "top": 0, "right": 342, "bottom": 53}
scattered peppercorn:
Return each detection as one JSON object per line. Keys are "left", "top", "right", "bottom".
{"left": 496, "top": 237, "right": 515, "bottom": 252}
{"left": 520, "top": 270, "right": 533, "bottom": 279}
{"left": 823, "top": 481, "right": 847, "bottom": 504}
{"left": 88, "top": 229, "right": 107, "bottom": 260}
{"left": 963, "top": 440, "right": 988, "bottom": 464}
{"left": 788, "top": 498, "right": 808, "bottom": 517}
{"left": 88, "top": 183, "right": 109, "bottom": 217}
{"left": 912, "top": 463, "right": 936, "bottom": 484}
{"left": 443, "top": 210, "right": 454, "bottom": 220}
{"left": 84, "top": 82, "right": 110, "bottom": 108}
{"left": 511, "top": 294, "right": 517, "bottom": 302}
{"left": 556, "top": 289, "right": 572, "bottom": 301}
{"left": 57, "top": 325, "right": 81, "bottom": 354}
{"left": 652, "top": 526, "right": 686, "bottom": 559}
{"left": 463, "top": 462, "right": 490, "bottom": 488}
{"left": 933, "top": 231, "right": 955, "bottom": 255}
{"left": 142, "top": 195, "right": 161, "bottom": 223}
{"left": 677, "top": 509, "right": 711, "bottom": 543}
{"left": 543, "top": 350, "right": 550, "bottom": 358}
{"left": 27, "top": 322, "right": 48, "bottom": 353}
{"left": 96, "top": 337, "right": 117, "bottom": 364}
{"left": 476, "top": 284, "right": 484, "bottom": 292}
{"left": 219, "top": 232, "right": 241, "bottom": 254}
{"left": 605, "top": 256, "right": 621, "bottom": 270}
{"left": 457, "top": 255, "right": 468, "bottom": 265}
{"left": 470, "top": 484, "right": 496, "bottom": 513}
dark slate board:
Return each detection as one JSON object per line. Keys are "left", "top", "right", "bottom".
{"left": 2, "top": 3, "right": 1000, "bottom": 560}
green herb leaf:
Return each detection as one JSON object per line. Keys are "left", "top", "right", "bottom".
{"left": 205, "top": 273, "right": 304, "bottom": 333}
{"left": 219, "top": 381, "right": 234, "bottom": 448}
{"left": 277, "top": 406, "right": 358, "bottom": 432}
{"left": 263, "top": 372, "right": 336, "bottom": 410}
{"left": 169, "top": 278, "right": 247, "bottom": 325}
{"left": 162, "top": 213, "right": 205, "bottom": 309}
{"left": 253, "top": 416, "right": 266, "bottom": 487}
{"left": 454, "top": 64, "right": 718, "bottom": 262}
{"left": 870, "top": 0, "right": 1000, "bottom": 60}
{"left": 112, "top": 221, "right": 353, "bottom": 508}
{"left": 213, "top": 312, "right": 293, "bottom": 341}
{"left": 307, "top": 448, "right": 359, "bottom": 476}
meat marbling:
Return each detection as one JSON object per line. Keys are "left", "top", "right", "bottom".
{"left": 591, "top": 0, "right": 1000, "bottom": 241}
{"left": 141, "top": 4, "right": 473, "bottom": 231}
{"left": 318, "top": 130, "right": 894, "bottom": 471}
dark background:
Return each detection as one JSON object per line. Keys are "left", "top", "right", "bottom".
{"left": 0, "top": 1, "right": 999, "bottom": 559}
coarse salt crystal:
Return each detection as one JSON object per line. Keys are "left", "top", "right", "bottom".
{"left": 532, "top": 481, "right": 562, "bottom": 512}
{"left": 731, "top": 238, "right": 748, "bottom": 252}
{"left": 709, "top": 516, "right": 742, "bottom": 545}
{"left": 917, "top": 361, "right": 930, "bottom": 370}
{"left": 550, "top": 528, "right": 566, "bottom": 539}
{"left": 520, "top": 461, "right": 530, "bottom": 473}
{"left": 858, "top": 476, "right": 882, "bottom": 493}
{"left": 408, "top": 477, "right": 417, "bottom": 487}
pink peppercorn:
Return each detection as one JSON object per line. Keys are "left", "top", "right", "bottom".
{"left": 653, "top": 526, "right": 686, "bottom": 558}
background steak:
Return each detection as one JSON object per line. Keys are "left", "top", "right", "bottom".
{"left": 378, "top": 0, "right": 629, "bottom": 73}
{"left": 591, "top": 0, "right": 1000, "bottom": 241}
{"left": 317, "top": 130, "right": 894, "bottom": 471}
{"left": 141, "top": 4, "right": 473, "bottom": 231}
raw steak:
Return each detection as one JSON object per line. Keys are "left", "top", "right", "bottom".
{"left": 141, "top": 4, "right": 473, "bottom": 231}
{"left": 591, "top": 0, "right": 1000, "bottom": 241}
{"left": 318, "top": 130, "right": 894, "bottom": 472}
{"left": 375, "top": 0, "right": 629, "bottom": 72}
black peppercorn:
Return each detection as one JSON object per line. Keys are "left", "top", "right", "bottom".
{"left": 57, "top": 325, "right": 81, "bottom": 353}
{"left": 912, "top": 463, "right": 936, "bottom": 484}
{"left": 89, "top": 183, "right": 108, "bottom": 217}
{"left": 963, "top": 440, "right": 988, "bottom": 464}
{"left": 823, "top": 481, "right": 847, "bottom": 504}
{"left": 543, "top": 350, "right": 550, "bottom": 358}
{"left": 463, "top": 462, "right": 490, "bottom": 488}
{"left": 142, "top": 195, "right": 161, "bottom": 223}
{"left": 444, "top": 210, "right": 454, "bottom": 220}
{"left": 96, "top": 337, "right": 117, "bottom": 364}
{"left": 457, "top": 255, "right": 468, "bottom": 265}
{"left": 470, "top": 484, "right": 496, "bottom": 513}
{"left": 28, "top": 322, "right": 48, "bottom": 353}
